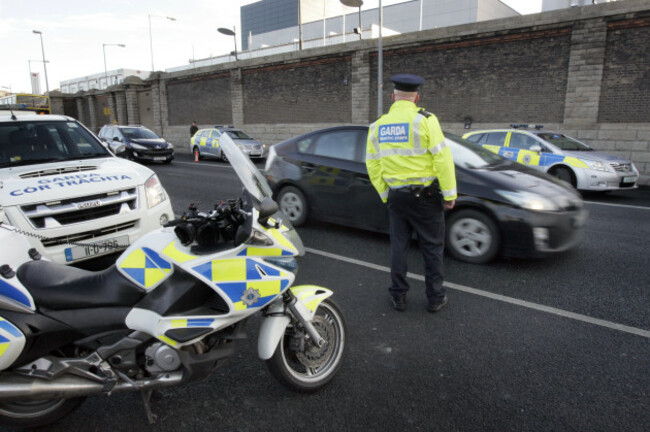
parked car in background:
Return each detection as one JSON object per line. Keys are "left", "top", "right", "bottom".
{"left": 264, "top": 126, "right": 588, "bottom": 264}
{"left": 462, "top": 126, "right": 639, "bottom": 192}
{"left": 98, "top": 124, "right": 174, "bottom": 164}
{"left": 190, "top": 125, "right": 268, "bottom": 162}
{"left": 0, "top": 112, "right": 174, "bottom": 265}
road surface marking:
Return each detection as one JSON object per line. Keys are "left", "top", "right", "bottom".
{"left": 306, "top": 247, "right": 650, "bottom": 339}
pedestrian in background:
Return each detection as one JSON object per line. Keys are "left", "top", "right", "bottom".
{"left": 190, "top": 121, "right": 198, "bottom": 137}
{"left": 366, "top": 74, "right": 457, "bottom": 313}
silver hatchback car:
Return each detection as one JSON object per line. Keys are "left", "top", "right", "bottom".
{"left": 463, "top": 126, "right": 639, "bottom": 192}
{"left": 190, "top": 125, "right": 268, "bottom": 161}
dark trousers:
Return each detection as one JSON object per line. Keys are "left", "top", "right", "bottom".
{"left": 387, "top": 188, "right": 446, "bottom": 304}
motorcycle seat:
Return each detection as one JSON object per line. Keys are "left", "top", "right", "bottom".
{"left": 17, "top": 260, "right": 146, "bottom": 310}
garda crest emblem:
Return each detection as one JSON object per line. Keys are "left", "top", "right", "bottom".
{"left": 241, "top": 288, "right": 261, "bottom": 306}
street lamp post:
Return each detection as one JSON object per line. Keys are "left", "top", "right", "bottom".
{"left": 341, "top": 0, "right": 382, "bottom": 116}
{"left": 103, "top": 43, "right": 126, "bottom": 83}
{"left": 217, "top": 27, "right": 238, "bottom": 60}
{"left": 32, "top": 30, "right": 50, "bottom": 109}
{"left": 148, "top": 14, "right": 176, "bottom": 71}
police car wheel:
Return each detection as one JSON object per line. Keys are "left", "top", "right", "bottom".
{"left": 446, "top": 209, "right": 500, "bottom": 264}
{"left": 221, "top": 150, "right": 229, "bottom": 163}
{"left": 278, "top": 186, "right": 308, "bottom": 226}
{"left": 550, "top": 167, "right": 575, "bottom": 188}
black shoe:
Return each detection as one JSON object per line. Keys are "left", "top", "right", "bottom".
{"left": 391, "top": 294, "right": 407, "bottom": 311}
{"left": 427, "top": 295, "right": 448, "bottom": 313}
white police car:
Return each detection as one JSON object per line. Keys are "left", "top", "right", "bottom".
{"left": 463, "top": 125, "right": 639, "bottom": 192}
{"left": 0, "top": 112, "right": 174, "bottom": 265}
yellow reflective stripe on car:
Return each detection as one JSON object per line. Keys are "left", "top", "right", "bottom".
{"left": 162, "top": 241, "right": 197, "bottom": 263}
{"left": 563, "top": 157, "right": 589, "bottom": 168}
{"left": 482, "top": 145, "right": 500, "bottom": 154}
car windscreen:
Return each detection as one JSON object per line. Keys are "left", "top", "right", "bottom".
{"left": 120, "top": 127, "right": 160, "bottom": 139}
{"left": 0, "top": 120, "right": 110, "bottom": 167}
{"left": 225, "top": 130, "right": 252, "bottom": 140}
{"left": 536, "top": 133, "right": 592, "bottom": 151}
{"left": 444, "top": 132, "right": 506, "bottom": 169}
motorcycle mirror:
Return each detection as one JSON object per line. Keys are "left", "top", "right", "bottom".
{"left": 258, "top": 197, "right": 279, "bottom": 225}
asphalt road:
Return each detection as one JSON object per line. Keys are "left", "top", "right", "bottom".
{"left": 14, "top": 154, "right": 649, "bottom": 432}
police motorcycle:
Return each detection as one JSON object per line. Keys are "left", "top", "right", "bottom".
{"left": 0, "top": 135, "right": 347, "bottom": 428}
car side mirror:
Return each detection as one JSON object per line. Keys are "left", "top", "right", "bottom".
{"left": 112, "top": 136, "right": 121, "bottom": 142}
{"left": 530, "top": 144, "right": 542, "bottom": 153}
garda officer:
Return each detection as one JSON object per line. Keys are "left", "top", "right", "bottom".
{"left": 366, "top": 74, "right": 457, "bottom": 312}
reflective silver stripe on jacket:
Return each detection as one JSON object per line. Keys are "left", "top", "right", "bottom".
{"left": 412, "top": 112, "right": 426, "bottom": 149}
{"left": 379, "top": 190, "right": 389, "bottom": 200}
{"left": 384, "top": 176, "right": 437, "bottom": 185}
{"left": 441, "top": 188, "right": 457, "bottom": 198}
{"left": 368, "top": 122, "right": 379, "bottom": 154}
{"left": 366, "top": 147, "right": 429, "bottom": 159}
{"left": 429, "top": 140, "right": 447, "bottom": 155}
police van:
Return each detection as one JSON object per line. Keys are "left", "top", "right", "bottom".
{"left": 0, "top": 111, "right": 174, "bottom": 265}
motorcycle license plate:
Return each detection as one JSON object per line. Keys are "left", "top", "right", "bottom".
{"left": 64, "top": 235, "right": 129, "bottom": 262}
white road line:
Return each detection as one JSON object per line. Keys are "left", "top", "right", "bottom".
{"left": 584, "top": 201, "right": 650, "bottom": 211}
{"left": 305, "top": 247, "right": 650, "bottom": 339}
{"left": 173, "top": 160, "right": 232, "bottom": 169}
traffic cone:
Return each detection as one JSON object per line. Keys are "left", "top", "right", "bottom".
{"left": 194, "top": 150, "right": 199, "bottom": 162}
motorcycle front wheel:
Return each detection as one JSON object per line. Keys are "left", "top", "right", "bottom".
{"left": 266, "top": 299, "right": 346, "bottom": 393}
{"left": 0, "top": 397, "right": 86, "bottom": 428}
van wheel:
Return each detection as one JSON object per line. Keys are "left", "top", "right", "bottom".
{"left": 446, "top": 209, "right": 500, "bottom": 264}
{"left": 277, "top": 186, "right": 308, "bottom": 226}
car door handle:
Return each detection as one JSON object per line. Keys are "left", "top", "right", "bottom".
{"left": 355, "top": 174, "right": 371, "bottom": 184}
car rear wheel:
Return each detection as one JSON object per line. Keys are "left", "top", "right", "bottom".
{"left": 278, "top": 186, "right": 308, "bottom": 226}
{"left": 446, "top": 209, "right": 500, "bottom": 264}
{"left": 550, "top": 166, "right": 576, "bottom": 188}
{"left": 221, "top": 149, "right": 229, "bottom": 163}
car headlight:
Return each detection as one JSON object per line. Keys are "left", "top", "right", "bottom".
{"left": 496, "top": 190, "right": 559, "bottom": 211}
{"left": 167, "top": 142, "right": 174, "bottom": 149}
{"left": 131, "top": 143, "right": 147, "bottom": 150}
{"left": 585, "top": 160, "right": 613, "bottom": 172}
{"left": 145, "top": 174, "right": 168, "bottom": 208}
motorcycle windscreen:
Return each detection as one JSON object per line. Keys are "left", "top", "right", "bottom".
{"left": 220, "top": 134, "right": 305, "bottom": 256}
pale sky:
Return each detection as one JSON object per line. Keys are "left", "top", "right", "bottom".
{"left": 0, "top": 0, "right": 541, "bottom": 94}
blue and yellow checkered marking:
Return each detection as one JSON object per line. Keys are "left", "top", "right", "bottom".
{"left": 218, "top": 279, "right": 290, "bottom": 310}
{"left": 191, "top": 258, "right": 289, "bottom": 311}
{"left": 0, "top": 318, "right": 23, "bottom": 359}
{"left": 0, "top": 279, "right": 31, "bottom": 308}
{"left": 120, "top": 247, "right": 173, "bottom": 289}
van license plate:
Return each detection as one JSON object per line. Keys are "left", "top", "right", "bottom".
{"left": 64, "top": 235, "right": 129, "bottom": 262}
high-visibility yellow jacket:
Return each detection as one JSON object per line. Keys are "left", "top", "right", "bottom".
{"left": 366, "top": 100, "right": 457, "bottom": 203}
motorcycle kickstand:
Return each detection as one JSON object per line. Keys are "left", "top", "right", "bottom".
{"left": 141, "top": 389, "right": 158, "bottom": 425}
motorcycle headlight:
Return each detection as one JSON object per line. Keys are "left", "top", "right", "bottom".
{"left": 586, "top": 160, "right": 613, "bottom": 172}
{"left": 145, "top": 174, "right": 168, "bottom": 208}
{"left": 496, "top": 190, "right": 559, "bottom": 211}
